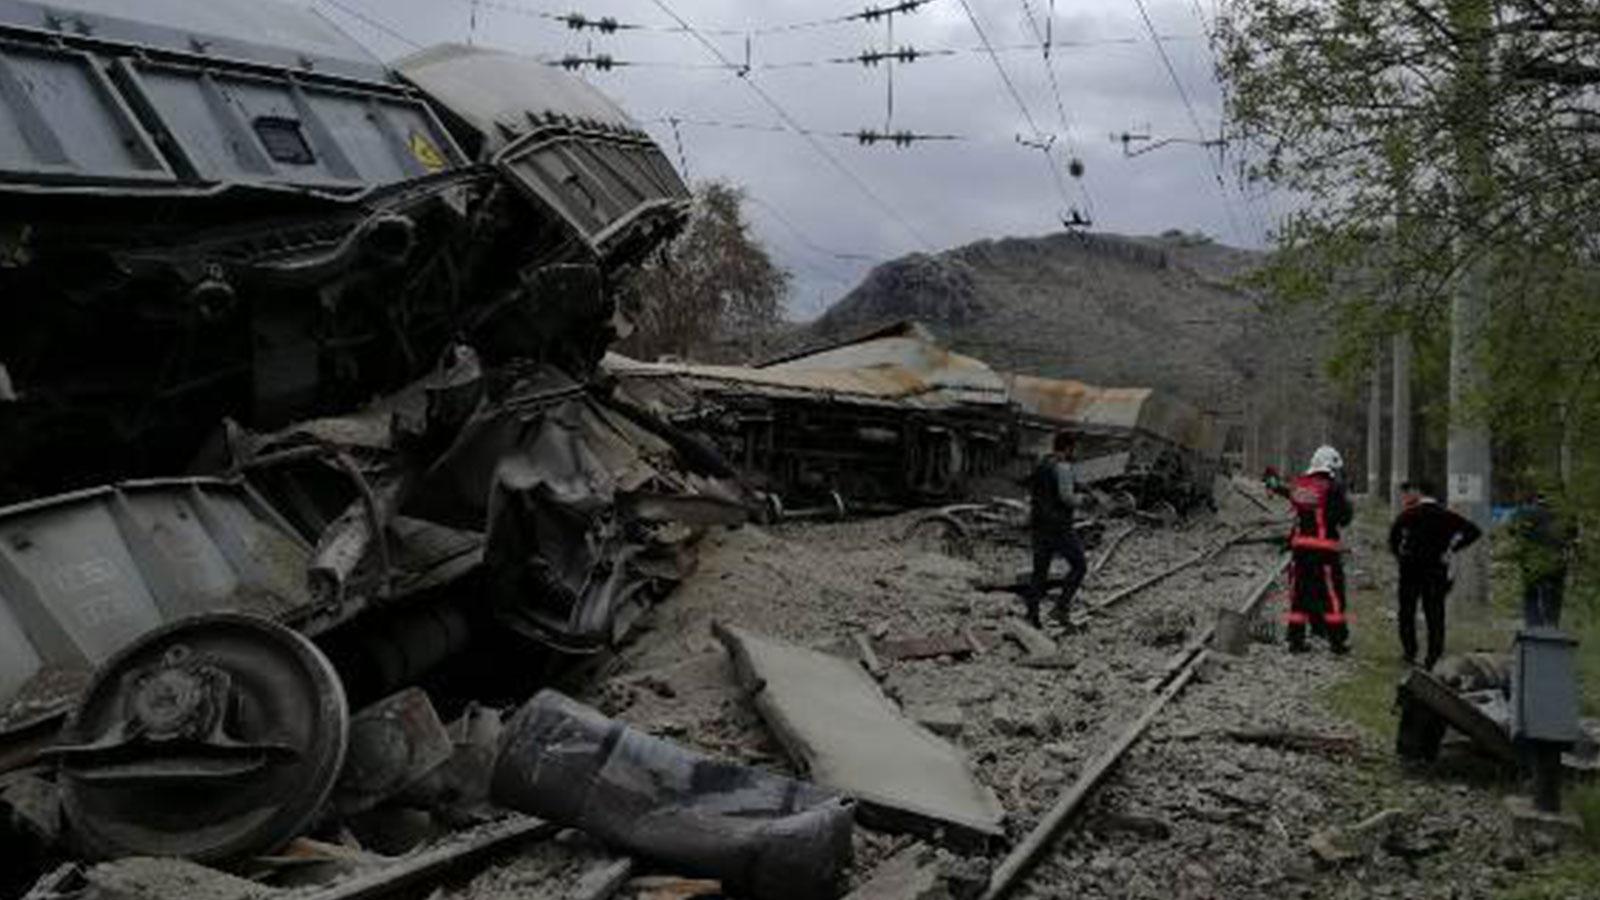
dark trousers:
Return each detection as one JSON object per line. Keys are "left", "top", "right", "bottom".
{"left": 1524, "top": 574, "right": 1566, "bottom": 628}
{"left": 1029, "top": 524, "right": 1086, "bottom": 623}
{"left": 1398, "top": 566, "right": 1449, "bottom": 668}
{"left": 1288, "top": 550, "right": 1348, "bottom": 651}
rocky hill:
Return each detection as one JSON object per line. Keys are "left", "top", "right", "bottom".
{"left": 802, "top": 230, "right": 1273, "bottom": 416}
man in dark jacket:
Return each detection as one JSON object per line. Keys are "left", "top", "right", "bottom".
{"left": 1511, "top": 493, "right": 1572, "bottom": 627}
{"left": 1388, "top": 481, "right": 1482, "bottom": 669}
{"left": 1287, "top": 446, "right": 1354, "bottom": 654}
{"left": 1028, "top": 432, "right": 1086, "bottom": 630}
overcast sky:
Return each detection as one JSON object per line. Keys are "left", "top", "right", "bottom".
{"left": 308, "top": 0, "right": 1278, "bottom": 318}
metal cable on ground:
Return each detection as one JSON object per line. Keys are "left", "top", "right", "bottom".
{"left": 647, "top": 0, "right": 937, "bottom": 251}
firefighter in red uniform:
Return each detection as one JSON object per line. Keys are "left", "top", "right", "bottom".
{"left": 1287, "top": 446, "right": 1354, "bottom": 654}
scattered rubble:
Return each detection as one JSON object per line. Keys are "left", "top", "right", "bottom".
{"left": 715, "top": 623, "right": 1006, "bottom": 849}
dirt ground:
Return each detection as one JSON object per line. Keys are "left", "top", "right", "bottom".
{"left": 561, "top": 482, "right": 1567, "bottom": 900}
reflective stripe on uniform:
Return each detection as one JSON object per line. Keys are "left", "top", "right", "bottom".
{"left": 1291, "top": 535, "right": 1342, "bottom": 552}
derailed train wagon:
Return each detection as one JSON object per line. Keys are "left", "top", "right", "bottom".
{"left": 1004, "top": 373, "right": 1223, "bottom": 514}
{"left": 0, "top": 0, "right": 758, "bottom": 865}
{"left": 608, "top": 322, "right": 1020, "bottom": 512}
{"left": 0, "top": 0, "right": 687, "bottom": 502}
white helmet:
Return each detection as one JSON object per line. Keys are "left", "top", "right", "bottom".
{"left": 1308, "top": 445, "right": 1344, "bottom": 475}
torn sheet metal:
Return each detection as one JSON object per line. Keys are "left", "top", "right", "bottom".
{"left": 490, "top": 689, "right": 854, "bottom": 900}
{"left": 714, "top": 623, "right": 1005, "bottom": 848}
{"left": 0, "top": 479, "right": 311, "bottom": 731}
{"left": 403, "top": 368, "right": 749, "bottom": 652}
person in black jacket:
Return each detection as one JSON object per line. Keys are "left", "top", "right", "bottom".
{"left": 1027, "top": 432, "right": 1086, "bottom": 630}
{"left": 1388, "top": 481, "right": 1483, "bottom": 669}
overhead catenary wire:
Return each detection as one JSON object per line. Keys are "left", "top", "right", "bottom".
{"left": 467, "top": 0, "right": 938, "bottom": 37}
{"left": 313, "top": 0, "right": 426, "bottom": 49}
{"left": 1169, "top": 0, "right": 1275, "bottom": 244}
{"left": 647, "top": 0, "right": 936, "bottom": 251}
{"left": 953, "top": 0, "right": 1083, "bottom": 222}
{"left": 645, "top": 116, "right": 963, "bottom": 145}
{"left": 1125, "top": 0, "right": 1260, "bottom": 245}
{"left": 1019, "top": 0, "right": 1097, "bottom": 219}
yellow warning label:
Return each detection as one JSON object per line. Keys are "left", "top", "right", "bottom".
{"left": 409, "top": 132, "right": 448, "bottom": 171}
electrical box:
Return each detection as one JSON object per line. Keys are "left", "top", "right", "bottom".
{"left": 1511, "top": 627, "right": 1582, "bottom": 744}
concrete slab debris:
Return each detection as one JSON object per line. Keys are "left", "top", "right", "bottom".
{"left": 1397, "top": 668, "right": 1518, "bottom": 765}
{"left": 1306, "top": 808, "right": 1411, "bottom": 866}
{"left": 1001, "top": 619, "right": 1057, "bottom": 659}
{"left": 876, "top": 632, "right": 981, "bottom": 662}
{"left": 909, "top": 704, "right": 967, "bottom": 737}
{"left": 842, "top": 845, "right": 948, "bottom": 900}
{"left": 714, "top": 623, "right": 1005, "bottom": 848}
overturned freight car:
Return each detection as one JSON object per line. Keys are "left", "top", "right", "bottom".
{"left": 0, "top": 0, "right": 757, "bottom": 866}
{"left": 1004, "top": 373, "right": 1222, "bottom": 514}
{"left": 607, "top": 322, "right": 1020, "bottom": 512}
{"left": 0, "top": 0, "right": 687, "bottom": 502}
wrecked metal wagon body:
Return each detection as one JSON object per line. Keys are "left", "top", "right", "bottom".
{"left": 0, "top": 0, "right": 688, "bottom": 503}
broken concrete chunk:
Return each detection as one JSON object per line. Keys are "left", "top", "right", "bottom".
{"left": 714, "top": 623, "right": 1005, "bottom": 849}
{"left": 909, "top": 704, "right": 966, "bottom": 737}
{"left": 842, "top": 845, "right": 948, "bottom": 900}
{"left": 82, "top": 857, "right": 280, "bottom": 900}
{"left": 1001, "top": 619, "right": 1057, "bottom": 659}
{"left": 1306, "top": 808, "right": 1412, "bottom": 866}
{"left": 877, "top": 632, "right": 978, "bottom": 663}
{"left": 490, "top": 689, "right": 853, "bottom": 900}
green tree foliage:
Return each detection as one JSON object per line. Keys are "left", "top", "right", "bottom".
{"left": 1216, "top": 0, "right": 1600, "bottom": 575}
{"left": 621, "top": 180, "right": 790, "bottom": 360}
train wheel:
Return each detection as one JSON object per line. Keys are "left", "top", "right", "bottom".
{"left": 55, "top": 614, "right": 348, "bottom": 862}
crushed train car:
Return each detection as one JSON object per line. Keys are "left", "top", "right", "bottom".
{"left": 609, "top": 321, "right": 1222, "bottom": 515}
{"left": 607, "top": 322, "right": 1020, "bottom": 512}
{"left": 0, "top": 0, "right": 756, "bottom": 867}
{"left": 0, "top": 0, "right": 688, "bottom": 504}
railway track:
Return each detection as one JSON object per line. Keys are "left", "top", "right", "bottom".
{"left": 983, "top": 552, "right": 1292, "bottom": 900}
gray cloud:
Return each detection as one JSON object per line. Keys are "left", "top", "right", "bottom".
{"left": 307, "top": 0, "right": 1274, "bottom": 318}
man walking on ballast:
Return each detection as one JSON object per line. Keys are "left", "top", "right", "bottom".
{"left": 1027, "top": 432, "right": 1086, "bottom": 630}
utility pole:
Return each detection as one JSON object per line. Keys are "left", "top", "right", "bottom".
{"left": 1447, "top": 0, "right": 1494, "bottom": 606}
{"left": 1367, "top": 349, "right": 1383, "bottom": 499}
{"left": 1391, "top": 332, "right": 1413, "bottom": 512}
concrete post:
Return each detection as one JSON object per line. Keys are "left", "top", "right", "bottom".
{"left": 1390, "top": 332, "right": 1413, "bottom": 513}
{"left": 1367, "top": 351, "right": 1383, "bottom": 499}
{"left": 1447, "top": 0, "right": 1495, "bottom": 607}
